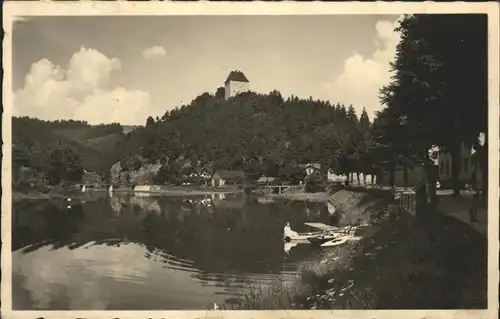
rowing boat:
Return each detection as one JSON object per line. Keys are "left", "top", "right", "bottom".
{"left": 283, "top": 230, "right": 325, "bottom": 242}
{"left": 306, "top": 232, "right": 343, "bottom": 245}
{"left": 283, "top": 222, "right": 356, "bottom": 243}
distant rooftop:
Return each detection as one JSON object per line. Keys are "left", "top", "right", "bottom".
{"left": 225, "top": 70, "right": 249, "bottom": 84}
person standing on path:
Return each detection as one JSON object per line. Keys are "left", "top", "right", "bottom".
{"left": 468, "top": 191, "right": 480, "bottom": 223}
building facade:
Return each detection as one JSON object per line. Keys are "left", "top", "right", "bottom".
{"left": 211, "top": 170, "right": 245, "bottom": 187}
{"left": 437, "top": 143, "right": 482, "bottom": 187}
{"left": 224, "top": 70, "right": 250, "bottom": 99}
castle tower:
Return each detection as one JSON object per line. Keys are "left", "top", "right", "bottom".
{"left": 224, "top": 70, "right": 250, "bottom": 99}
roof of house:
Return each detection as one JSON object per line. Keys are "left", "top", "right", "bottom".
{"left": 224, "top": 71, "right": 249, "bottom": 84}
{"left": 300, "top": 163, "right": 321, "bottom": 170}
{"left": 202, "top": 166, "right": 214, "bottom": 174}
{"left": 213, "top": 170, "right": 245, "bottom": 180}
{"left": 192, "top": 165, "right": 214, "bottom": 174}
{"left": 309, "top": 163, "right": 321, "bottom": 169}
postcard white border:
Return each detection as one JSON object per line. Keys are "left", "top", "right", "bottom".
{"left": 2, "top": 1, "right": 499, "bottom": 319}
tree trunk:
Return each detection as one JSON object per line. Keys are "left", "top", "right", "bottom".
{"left": 417, "top": 148, "right": 438, "bottom": 214}
{"left": 356, "top": 172, "right": 361, "bottom": 186}
{"left": 450, "top": 142, "right": 461, "bottom": 197}
{"left": 363, "top": 173, "right": 367, "bottom": 187}
{"left": 403, "top": 166, "right": 408, "bottom": 190}
{"left": 479, "top": 138, "right": 488, "bottom": 204}
{"left": 389, "top": 165, "right": 395, "bottom": 188}
{"left": 424, "top": 157, "right": 438, "bottom": 209}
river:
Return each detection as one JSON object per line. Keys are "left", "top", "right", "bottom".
{"left": 12, "top": 191, "right": 344, "bottom": 310}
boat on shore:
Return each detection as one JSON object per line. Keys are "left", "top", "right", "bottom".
{"left": 283, "top": 222, "right": 357, "bottom": 247}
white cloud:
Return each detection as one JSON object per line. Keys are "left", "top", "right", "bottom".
{"left": 14, "top": 47, "right": 152, "bottom": 125}
{"left": 141, "top": 45, "right": 167, "bottom": 60}
{"left": 325, "top": 18, "right": 402, "bottom": 119}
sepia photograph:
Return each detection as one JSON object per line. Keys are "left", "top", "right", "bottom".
{"left": 2, "top": 1, "right": 499, "bottom": 318}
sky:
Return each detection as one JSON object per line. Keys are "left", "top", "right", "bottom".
{"left": 12, "top": 15, "right": 401, "bottom": 125}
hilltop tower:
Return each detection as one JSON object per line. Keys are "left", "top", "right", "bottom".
{"left": 224, "top": 70, "right": 250, "bottom": 99}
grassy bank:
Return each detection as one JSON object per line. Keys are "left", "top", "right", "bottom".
{"left": 227, "top": 202, "right": 487, "bottom": 310}
{"left": 304, "top": 209, "right": 486, "bottom": 309}
{"left": 226, "top": 185, "right": 487, "bottom": 310}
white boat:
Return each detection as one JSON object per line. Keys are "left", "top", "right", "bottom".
{"left": 284, "top": 241, "right": 299, "bottom": 254}
{"left": 283, "top": 222, "right": 324, "bottom": 241}
{"left": 283, "top": 222, "right": 358, "bottom": 247}
{"left": 81, "top": 185, "right": 86, "bottom": 192}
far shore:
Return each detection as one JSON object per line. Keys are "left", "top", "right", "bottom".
{"left": 12, "top": 185, "right": 244, "bottom": 202}
{"left": 12, "top": 192, "right": 53, "bottom": 202}
{"left": 114, "top": 187, "right": 243, "bottom": 197}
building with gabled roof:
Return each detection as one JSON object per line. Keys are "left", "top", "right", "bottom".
{"left": 224, "top": 70, "right": 250, "bottom": 99}
{"left": 211, "top": 170, "right": 245, "bottom": 187}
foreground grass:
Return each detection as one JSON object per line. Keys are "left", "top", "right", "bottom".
{"left": 227, "top": 205, "right": 487, "bottom": 310}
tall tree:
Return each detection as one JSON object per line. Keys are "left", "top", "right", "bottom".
{"left": 45, "top": 148, "right": 84, "bottom": 186}
{"left": 379, "top": 14, "right": 487, "bottom": 200}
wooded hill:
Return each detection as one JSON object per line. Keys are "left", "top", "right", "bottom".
{"left": 12, "top": 117, "right": 126, "bottom": 179}
{"left": 115, "top": 90, "right": 373, "bottom": 184}
{"left": 12, "top": 90, "right": 374, "bottom": 187}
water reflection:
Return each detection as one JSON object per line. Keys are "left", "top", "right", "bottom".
{"left": 12, "top": 193, "right": 347, "bottom": 310}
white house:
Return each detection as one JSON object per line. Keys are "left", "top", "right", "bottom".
{"left": 224, "top": 70, "right": 250, "bottom": 99}
{"left": 211, "top": 170, "right": 245, "bottom": 187}
{"left": 133, "top": 185, "right": 162, "bottom": 193}
{"left": 302, "top": 163, "right": 321, "bottom": 176}
{"left": 327, "top": 169, "right": 347, "bottom": 183}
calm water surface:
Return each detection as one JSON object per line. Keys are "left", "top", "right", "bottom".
{"left": 12, "top": 192, "right": 344, "bottom": 310}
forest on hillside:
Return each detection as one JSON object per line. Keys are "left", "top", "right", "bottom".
{"left": 117, "top": 90, "right": 374, "bottom": 184}
{"left": 12, "top": 14, "right": 488, "bottom": 200}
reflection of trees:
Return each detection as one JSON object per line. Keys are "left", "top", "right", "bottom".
{"left": 109, "top": 195, "right": 123, "bottom": 215}
{"left": 12, "top": 200, "right": 86, "bottom": 252}
{"left": 13, "top": 194, "right": 330, "bottom": 277}
{"left": 130, "top": 196, "right": 161, "bottom": 216}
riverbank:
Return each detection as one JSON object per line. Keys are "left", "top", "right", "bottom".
{"left": 12, "top": 192, "right": 52, "bottom": 202}
{"left": 229, "top": 188, "right": 487, "bottom": 309}
{"left": 12, "top": 185, "right": 243, "bottom": 203}
{"left": 300, "top": 209, "right": 487, "bottom": 309}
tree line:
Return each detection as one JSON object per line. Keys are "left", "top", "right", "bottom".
{"left": 12, "top": 117, "right": 125, "bottom": 191}
{"left": 375, "top": 14, "right": 488, "bottom": 202}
